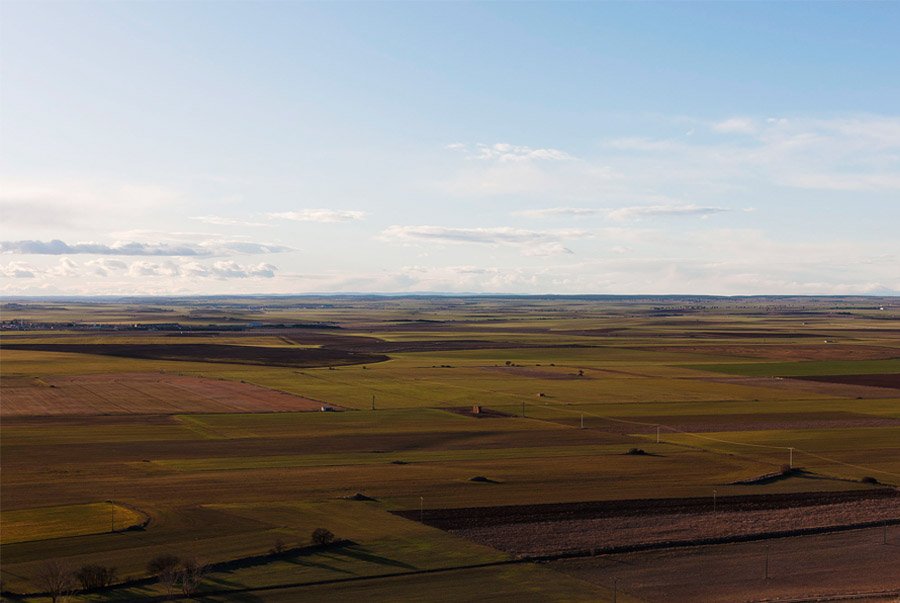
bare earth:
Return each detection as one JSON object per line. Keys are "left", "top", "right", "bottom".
{"left": 703, "top": 375, "right": 900, "bottom": 399}
{"left": 450, "top": 498, "right": 900, "bottom": 556}
{"left": 0, "top": 372, "right": 327, "bottom": 416}
{"left": 552, "top": 526, "right": 900, "bottom": 603}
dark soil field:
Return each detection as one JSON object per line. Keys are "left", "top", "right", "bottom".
{"left": 0, "top": 342, "right": 387, "bottom": 368}
{"left": 400, "top": 490, "right": 898, "bottom": 529}
{"left": 400, "top": 491, "right": 900, "bottom": 556}
{"left": 640, "top": 344, "right": 900, "bottom": 361}
{"left": 702, "top": 375, "right": 900, "bottom": 398}
{"left": 795, "top": 373, "right": 900, "bottom": 390}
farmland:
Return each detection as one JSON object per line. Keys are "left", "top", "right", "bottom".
{"left": 1, "top": 295, "right": 899, "bottom": 602}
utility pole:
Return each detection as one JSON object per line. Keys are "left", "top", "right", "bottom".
{"left": 713, "top": 489, "right": 717, "bottom": 516}
{"left": 612, "top": 577, "right": 617, "bottom": 603}
{"left": 656, "top": 425, "right": 660, "bottom": 444}
{"left": 580, "top": 414, "right": 584, "bottom": 429}
{"left": 419, "top": 496, "right": 424, "bottom": 522}
{"left": 789, "top": 447, "right": 793, "bottom": 468}
{"left": 764, "top": 544, "right": 770, "bottom": 580}
{"left": 522, "top": 401, "right": 525, "bottom": 418}
{"left": 371, "top": 394, "right": 375, "bottom": 411}
{"left": 110, "top": 500, "right": 115, "bottom": 533}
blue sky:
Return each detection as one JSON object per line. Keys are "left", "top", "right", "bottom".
{"left": 2, "top": 1, "right": 898, "bottom": 295}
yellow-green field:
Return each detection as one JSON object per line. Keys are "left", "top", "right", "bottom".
{"left": 1, "top": 503, "right": 146, "bottom": 545}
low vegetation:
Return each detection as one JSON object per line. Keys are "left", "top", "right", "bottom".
{"left": 1, "top": 295, "right": 898, "bottom": 601}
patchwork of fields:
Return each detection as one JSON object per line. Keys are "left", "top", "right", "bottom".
{"left": 1, "top": 296, "right": 898, "bottom": 602}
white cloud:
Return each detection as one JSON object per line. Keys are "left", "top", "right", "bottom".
{"left": 189, "top": 216, "right": 269, "bottom": 227}
{"left": 712, "top": 117, "right": 757, "bottom": 134}
{"left": 606, "top": 204, "right": 730, "bottom": 221}
{"left": 449, "top": 142, "right": 574, "bottom": 163}
{"left": 518, "top": 207, "right": 602, "bottom": 218}
{"left": 522, "top": 242, "right": 573, "bottom": 256}
{"left": 0, "top": 261, "right": 37, "bottom": 278}
{"left": 0, "top": 239, "right": 292, "bottom": 256}
{"left": 267, "top": 209, "right": 366, "bottom": 223}
{"left": 380, "top": 225, "right": 586, "bottom": 256}
{"left": 85, "top": 258, "right": 128, "bottom": 276}
{"left": 518, "top": 204, "right": 730, "bottom": 221}
{"left": 442, "top": 115, "right": 900, "bottom": 203}
{"left": 46, "top": 257, "right": 80, "bottom": 277}
{"left": 0, "top": 179, "right": 182, "bottom": 229}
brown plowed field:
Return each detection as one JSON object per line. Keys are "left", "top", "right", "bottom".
{"left": 0, "top": 373, "right": 327, "bottom": 416}
{"left": 795, "top": 373, "right": 900, "bottom": 390}
{"left": 552, "top": 526, "right": 900, "bottom": 603}
{"left": 0, "top": 343, "right": 387, "bottom": 368}
{"left": 398, "top": 490, "right": 900, "bottom": 557}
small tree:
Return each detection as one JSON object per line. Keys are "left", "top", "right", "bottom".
{"left": 75, "top": 564, "right": 118, "bottom": 590}
{"left": 311, "top": 527, "right": 335, "bottom": 546}
{"left": 147, "top": 554, "right": 181, "bottom": 598}
{"left": 269, "top": 538, "right": 287, "bottom": 555}
{"left": 34, "top": 560, "right": 76, "bottom": 603}
{"left": 178, "top": 557, "right": 208, "bottom": 598}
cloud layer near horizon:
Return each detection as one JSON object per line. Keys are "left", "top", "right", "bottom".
{"left": 0, "top": 239, "right": 292, "bottom": 256}
{"left": 2, "top": 114, "right": 897, "bottom": 296}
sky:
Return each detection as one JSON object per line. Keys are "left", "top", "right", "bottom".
{"left": 1, "top": 1, "right": 899, "bottom": 296}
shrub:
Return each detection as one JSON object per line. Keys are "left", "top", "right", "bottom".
{"left": 311, "top": 527, "right": 335, "bottom": 546}
{"left": 861, "top": 476, "right": 880, "bottom": 484}
{"left": 34, "top": 560, "right": 76, "bottom": 603}
{"left": 269, "top": 538, "right": 287, "bottom": 555}
{"left": 626, "top": 448, "right": 647, "bottom": 456}
{"left": 147, "top": 554, "right": 181, "bottom": 576}
{"left": 147, "top": 554, "right": 181, "bottom": 596}
{"left": 178, "top": 557, "right": 208, "bottom": 597}
{"left": 75, "top": 564, "right": 117, "bottom": 590}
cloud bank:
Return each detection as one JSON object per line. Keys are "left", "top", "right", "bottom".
{"left": 0, "top": 239, "right": 292, "bottom": 256}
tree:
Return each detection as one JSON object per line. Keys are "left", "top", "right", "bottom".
{"left": 75, "top": 564, "right": 118, "bottom": 590}
{"left": 147, "top": 554, "right": 181, "bottom": 598}
{"left": 34, "top": 560, "right": 76, "bottom": 603}
{"left": 311, "top": 527, "right": 335, "bottom": 546}
{"left": 269, "top": 538, "right": 287, "bottom": 555}
{"left": 178, "top": 557, "right": 208, "bottom": 598}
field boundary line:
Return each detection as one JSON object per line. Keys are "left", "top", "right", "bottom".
{"left": 753, "top": 589, "right": 900, "bottom": 603}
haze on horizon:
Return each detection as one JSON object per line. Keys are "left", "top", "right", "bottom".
{"left": 1, "top": 2, "right": 898, "bottom": 297}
